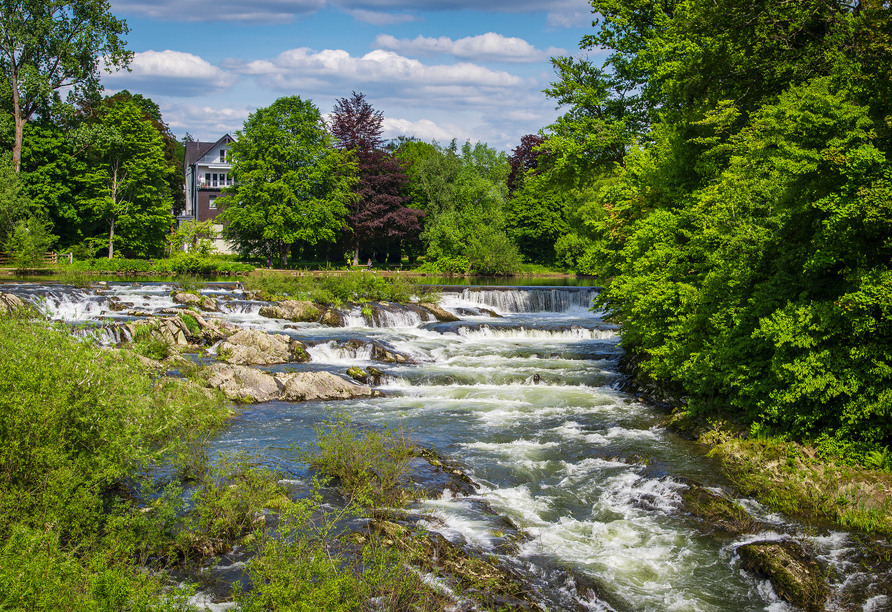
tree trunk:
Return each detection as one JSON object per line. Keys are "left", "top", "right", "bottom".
{"left": 353, "top": 245, "right": 359, "bottom": 267}
{"left": 108, "top": 220, "right": 115, "bottom": 259}
{"left": 10, "top": 64, "right": 24, "bottom": 174}
{"left": 280, "top": 242, "right": 290, "bottom": 268}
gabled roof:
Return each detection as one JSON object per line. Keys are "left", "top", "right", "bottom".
{"left": 184, "top": 134, "right": 235, "bottom": 167}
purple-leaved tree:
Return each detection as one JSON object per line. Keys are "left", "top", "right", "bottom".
{"left": 330, "top": 92, "right": 424, "bottom": 265}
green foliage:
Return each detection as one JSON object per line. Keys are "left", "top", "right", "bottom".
{"left": 0, "top": 152, "right": 32, "bottom": 244}
{"left": 243, "top": 270, "right": 437, "bottom": 305}
{"left": 3, "top": 216, "right": 55, "bottom": 269}
{"left": 304, "top": 417, "right": 416, "bottom": 507}
{"left": 548, "top": 2, "right": 892, "bottom": 456}
{"left": 168, "top": 220, "right": 216, "bottom": 256}
{"left": 219, "top": 96, "right": 357, "bottom": 267}
{"left": 77, "top": 96, "right": 175, "bottom": 259}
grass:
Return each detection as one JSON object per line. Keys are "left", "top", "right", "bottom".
{"left": 667, "top": 410, "right": 892, "bottom": 537}
{"left": 243, "top": 269, "right": 440, "bottom": 306}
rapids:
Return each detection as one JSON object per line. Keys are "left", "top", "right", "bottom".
{"left": 2, "top": 279, "right": 889, "bottom": 612}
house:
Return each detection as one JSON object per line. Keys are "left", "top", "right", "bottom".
{"left": 179, "top": 134, "right": 235, "bottom": 253}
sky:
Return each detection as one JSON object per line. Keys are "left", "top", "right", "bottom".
{"left": 101, "top": 0, "right": 600, "bottom": 150}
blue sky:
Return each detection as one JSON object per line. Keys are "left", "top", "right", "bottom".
{"left": 102, "top": 0, "right": 600, "bottom": 150}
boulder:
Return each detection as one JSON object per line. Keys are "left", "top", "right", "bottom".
{"left": 279, "top": 371, "right": 380, "bottom": 401}
{"left": 172, "top": 291, "right": 218, "bottom": 312}
{"left": 205, "top": 364, "right": 282, "bottom": 403}
{"left": 0, "top": 292, "right": 27, "bottom": 315}
{"left": 202, "top": 364, "right": 379, "bottom": 403}
{"left": 419, "top": 303, "right": 459, "bottom": 322}
{"left": 258, "top": 300, "right": 320, "bottom": 322}
{"left": 737, "top": 540, "right": 826, "bottom": 610}
{"left": 215, "top": 329, "right": 309, "bottom": 365}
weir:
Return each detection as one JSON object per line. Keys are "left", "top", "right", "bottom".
{"left": 2, "top": 280, "right": 889, "bottom": 611}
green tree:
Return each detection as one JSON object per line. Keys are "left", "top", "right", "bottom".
{"left": 78, "top": 97, "right": 174, "bottom": 258}
{"left": 4, "top": 216, "right": 54, "bottom": 269}
{"left": 0, "top": 0, "right": 131, "bottom": 173}
{"left": 0, "top": 152, "right": 31, "bottom": 244}
{"left": 219, "top": 96, "right": 356, "bottom": 267}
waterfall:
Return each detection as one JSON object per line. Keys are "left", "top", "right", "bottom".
{"left": 442, "top": 288, "right": 599, "bottom": 314}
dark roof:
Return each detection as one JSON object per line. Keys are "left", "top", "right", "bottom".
{"left": 184, "top": 134, "right": 234, "bottom": 167}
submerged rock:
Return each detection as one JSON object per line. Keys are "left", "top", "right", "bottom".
{"left": 215, "top": 329, "right": 309, "bottom": 365}
{"left": 203, "top": 364, "right": 380, "bottom": 403}
{"left": 680, "top": 483, "right": 764, "bottom": 535}
{"left": 258, "top": 300, "right": 320, "bottom": 322}
{"left": 737, "top": 540, "right": 827, "bottom": 610}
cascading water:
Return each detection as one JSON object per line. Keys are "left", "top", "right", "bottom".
{"left": 3, "top": 280, "right": 889, "bottom": 611}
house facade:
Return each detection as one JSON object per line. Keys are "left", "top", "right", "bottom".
{"left": 179, "top": 134, "right": 235, "bottom": 253}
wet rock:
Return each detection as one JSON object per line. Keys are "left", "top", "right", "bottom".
{"left": 215, "top": 329, "right": 309, "bottom": 365}
{"left": 203, "top": 364, "right": 379, "bottom": 403}
{"left": 0, "top": 292, "right": 27, "bottom": 315}
{"left": 737, "top": 540, "right": 827, "bottom": 610}
{"left": 319, "top": 307, "right": 345, "bottom": 327}
{"left": 258, "top": 300, "right": 320, "bottom": 322}
{"left": 172, "top": 291, "right": 218, "bottom": 312}
{"left": 107, "top": 300, "right": 132, "bottom": 312}
{"left": 347, "top": 366, "right": 368, "bottom": 383}
{"left": 680, "top": 483, "right": 764, "bottom": 535}
{"left": 367, "top": 366, "right": 384, "bottom": 385}
{"left": 419, "top": 302, "right": 460, "bottom": 322}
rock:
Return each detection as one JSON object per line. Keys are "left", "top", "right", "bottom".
{"left": 172, "top": 291, "right": 218, "bottom": 312}
{"left": 0, "top": 292, "right": 27, "bottom": 315}
{"left": 107, "top": 300, "right": 132, "bottom": 312}
{"left": 681, "top": 483, "right": 763, "bottom": 535}
{"left": 420, "top": 303, "right": 460, "bottom": 322}
{"left": 205, "top": 364, "right": 282, "bottom": 403}
{"left": 737, "top": 540, "right": 827, "bottom": 610}
{"left": 279, "top": 371, "right": 380, "bottom": 401}
{"left": 419, "top": 303, "right": 460, "bottom": 322}
{"left": 481, "top": 307, "right": 501, "bottom": 318}
{"left": 319, "top": 307, "right": 345, "bottom": 327}
{"left": 215, "top": 329, "right": 309, "bottom": 365}
{"left": 203, "top": 364, "right": 379, "bottom": 403}
{"left": 258, "top": 300, "right": 320, "bottom": 322}
{"left": 367, "top": 366, "right": 384, "bottom": 385}
{"left": 347, "top": 366, "right": 368, "bottom": 383}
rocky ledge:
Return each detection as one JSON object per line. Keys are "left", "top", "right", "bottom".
{"left": 203, "top": 364, "right": 381, "bottom": 403}
{"left": 172, "top": 291, "right": 218, "bottom": 312}
{"left": 0, "top": 292, "right": 26, "bottom": 315}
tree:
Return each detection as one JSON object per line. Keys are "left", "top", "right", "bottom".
{"left": 78, "top": 97, "right": 174, "bottom": 258}
{"left": 4, "top": 216, "right": 54, "bottom": 269}
{"left": 218, "top": 96, "right": 356, "bottom": 267}
{"left": 0, "top": 0, "right": 131, "bottom": 173}
{"left": 0, "top": 152, "right": 31, "bottom": 244}
{"left": 330, "top": 92, "right": 423, "bottom": 265}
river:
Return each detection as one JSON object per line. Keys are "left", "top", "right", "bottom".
{"left": 2, "top": 280, "right": 889, "bottom": 612}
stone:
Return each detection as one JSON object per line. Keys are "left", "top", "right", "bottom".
{"left": 419, "top": 303, "right": 460, "bottom": 322}
{"left": 205, "top": 364, "right": 282, "bottom": 403}
{"left": 202, "top": 364, "right": 379, "bottom": 403}
{"left": 278, "top": 371, "right": 380, "bottom": 401}
{"left": 0, "top": 292, "right": 26, "bottom": 315}
{"left": 737, "top": 540, "right": 826, "bottom": 610}
{"left": 172, "top": 291, "right": 218, "bottom": 312}
{"left": 215, "top": 328, "right": 308, "bottom": 365}
{"left": 319, "top": 307, "right": 345, "bottom": 327}
{"left": 258, "top": 300, "right": 320, "bottom": 322}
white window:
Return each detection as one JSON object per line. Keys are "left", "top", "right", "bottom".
{"left": 220, "top": 149, "right": 226, "bottom": 163}
{"left": 204, "top": 173, "right": 210, "bottom": 186}
{"left": 212, "top": 173, "right": 218, "bottom": 187}
{"left": 209, "top": 196, "right": 217, "bottom": 209}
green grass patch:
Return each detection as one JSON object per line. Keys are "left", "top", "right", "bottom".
{"left": 244, "top": 270, "right": 439, "bottom": 306}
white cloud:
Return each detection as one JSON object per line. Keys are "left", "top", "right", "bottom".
{"left": 345, "top": 9, "right": 420, "bottom": 25}
{"left": 160, "top": 102, "right": 253, "bottom": 140}
{"left": 382, "top": 117, "right": 471, "bottom": 142}
{"left": 374, "top": 32, "right": 564, "bottom": 63}
{"left": 232, "top": 48, "right": 524, "bottom": 107}
{"left": 545, "top": 0, "right": 594, "bottom": 28}
{"left": 103, "top": 50, "right": 236, "bottom": 97}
